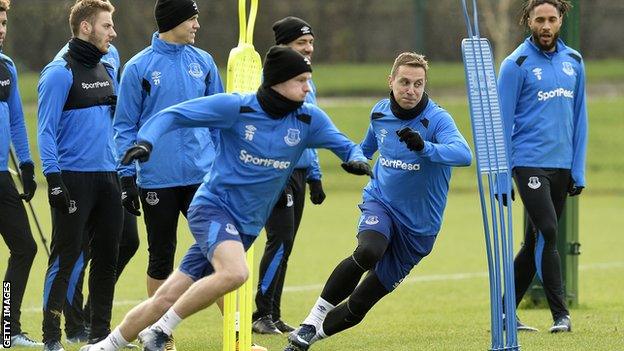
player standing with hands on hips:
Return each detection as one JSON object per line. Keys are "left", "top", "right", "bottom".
{"left": 497, "top": 0, "right": 587, "bottom": 333}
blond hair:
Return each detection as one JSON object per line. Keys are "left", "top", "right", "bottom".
{"left": 69, "top": 0, "right": 115, "bottom": 36}
{"left": 390, "top": 52, "right": 429, "bottom": 78}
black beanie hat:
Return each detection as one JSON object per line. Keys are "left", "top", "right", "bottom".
{"left": 154, "top": 0, "right": 199, "bottom": 33}
{"left": 262, "top": 46, "right": 312, "bottom": 87}
{"left": 272, "top": 16, "right": 314, "bottom": 45}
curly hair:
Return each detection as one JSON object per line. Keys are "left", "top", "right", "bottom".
{"left": 0, "top": 0, "right": 10, "bottom": 12}
{"left": 520, "top": 0, "right": 572, "bottom": 26}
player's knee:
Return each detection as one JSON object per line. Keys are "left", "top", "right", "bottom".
{"left": 222, "top": 266, "right": 249, "bottom": 291}
{"left": 352, "top": 244, "right": 383, "bottom": 270}
{"left": 148, "top": 256, "right": 175, "bottom": 280}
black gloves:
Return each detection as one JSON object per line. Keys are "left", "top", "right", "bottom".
{"left": 341, "top": 160, "right": 373, "bottom": 177}
{"left": 46, "top": 173, "right": 70, "bottom": 210}
{"left": 121, "top": 141, "right": 153, "bottom": 165}
{"left": 120, "top": 176, "right": 141, "bottom": 216}
{"left": 568, "top": 179, "right": 584, "bottom": 197}
{"left": 308, "top": 179, "right": 326, "bottom": 205}
{"left": 19, "top": 162, "right": 37, "bottom": 202}
{"left": 396, "top": 127, "right": 425, "bottom": 152}
{"left": 495, "top": 188, "right": 515, "bottom": 207}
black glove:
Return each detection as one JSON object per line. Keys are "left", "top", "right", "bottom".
{"left": 396, "top": 127, "right": 425, "bottom": 152}
{"left": 274, "top": 189, "right": 293, "bottom": 208}
{"left": 120, "top": 176, "right": 141, "bottom": 216}
{"left": 46, "top": 173, "right": 70, "bottom": 210}
{"left": 495, "top": 188, "right": 515, "bottom": 207}
{"left": 308, "top": 179, "right": 326, "bottom": 205}
{"left": 568, "top": 179, "right": 584, "bottom": 197}
{"left": 19, "top": 162, "right": 37, "bottom": 202}
{"left": 121, "top": 141, "right": 153, "bottom": 165}
{"left": 341, "top": 160, "right": 373, "bottom": 178}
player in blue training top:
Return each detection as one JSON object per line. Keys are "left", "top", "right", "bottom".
{"left": 0, "top": 0, "right": 43, "bottom": 347}
{"left": 284, "top": 52, "right": 472, "bottom": 351}
{"left": 37, "top": 1, "right": 121, "bottom": 350}
{"left": 80, "top": 46, "right": 372, "bottom": 351}
{"left": 252, "top": 16, "right": 325, "bottom": 335}
{"left": 53, "top": 40, "right": 141, "bottom": 345}
{"left": 497, "top": 0, "right": 587, "bottom": 333}
{"left": 113, "top": 5, "right": 223, "bottom": 349}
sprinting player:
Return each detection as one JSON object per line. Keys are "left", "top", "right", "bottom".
{"left": 284, "top": 52, "right": 472, "bottom": 351}
{"left": 80, "top": 46, "right": 372, "bottom": 351}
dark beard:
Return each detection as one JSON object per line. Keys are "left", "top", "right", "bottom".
{"left": 532, "top": 31, "right": 558, "bottom": 52}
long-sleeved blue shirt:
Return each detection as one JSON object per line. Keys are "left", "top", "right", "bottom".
{"left": 360, "top": 97, "right": 472, "bottom": 236}
{"left": 37, "top": 52, "right": 118, "bottom": 175}
{"left": 114, "top": 33, "right": 224, "bottom": 188}
{"left": 293, "top": 79, "right": 321, "bottom": 180}
{"left": 0, "top": 53, "right": 32, "bottom": 170}
{"left": 136, "top": 92, "right": 366, "bottom": 235}
{"left": 498, "top": 37, "right": 588, "bottom": 187}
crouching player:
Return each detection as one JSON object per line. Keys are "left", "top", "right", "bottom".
{"left": 79, "top": 46, "right": 372, "bottom": 351}
{"left": 284, "top": 52, "right": 472, "bottom": 351}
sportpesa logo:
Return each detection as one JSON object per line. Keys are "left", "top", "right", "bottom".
{"left": 81, "top": 81, "right": 111, "bottom": 90}
{"left": 379, "top": 157, "right": 420, "bottom": 171}
{"left": 239, "top": 150, "right": 291, "bottom": 170}
{"left": 537, "top": 88, "right": 573, "bottom": 102}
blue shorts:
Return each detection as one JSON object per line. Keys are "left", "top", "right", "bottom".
{"left": 357, "top": 200, "right": 437, "bottom": 291}
{"left": 179, "top": 204, "right": 256, "bottom": 281}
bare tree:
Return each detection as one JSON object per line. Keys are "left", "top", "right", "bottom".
{"left": 480, "top": 0, "right": 514, "bottom": 66}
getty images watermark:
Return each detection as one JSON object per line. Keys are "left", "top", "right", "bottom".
{"left": 2, "top": 281, "right": 10, "bottom": 348}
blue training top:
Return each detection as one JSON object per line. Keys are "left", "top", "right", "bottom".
{"left": 136, "top": 92, "right": 366, "bottom": 235}
{"left": 0, "top": 53, "right": 32, "bottom": 170}
{"left": 37, "top": 50, "right": 118, "bottom": 175}
{"left": 360, "top": 97, "right": 472, "bottom": 236}
{"left": 498, "top": 37, "right": 588, "bottom": 187}
{"left": 114, "top": 33, "right": 224, "bottom": 188}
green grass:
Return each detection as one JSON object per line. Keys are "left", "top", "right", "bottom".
{"left": 3, "top": 84, "right": 624, "bottom": 350}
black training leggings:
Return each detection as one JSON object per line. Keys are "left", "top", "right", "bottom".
{"left": 254, "top": 169, "right": 306, "bottom": 321}
{"left": 0, "top": 172, "right": 38, "bottom": 336}
{"left": 63, "top": 210, "right": 139, "bottom": 339}
{"left": 513, "top": 167, "right": 570, "bottom": 320}
{"left": 320, "top": 230, "right": 388, "bottom": 307}
{"left": 42, "top": 172, "right": 123, "bottom": 343}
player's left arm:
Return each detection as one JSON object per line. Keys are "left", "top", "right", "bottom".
{"left": 7, "top": 61, "right": 32, "bottom": 165}
{"left": 306, "top": 149, "right": 322, "bottom": 181}
{"left": 419, "top": 112, "right": 472, "bottom": 167}
{"left": 571, "top": 59, "right": 588, "bottom": 188}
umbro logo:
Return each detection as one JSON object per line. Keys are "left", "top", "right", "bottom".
{"left": 301, "top": 26, "right": 311, "bottom": 34}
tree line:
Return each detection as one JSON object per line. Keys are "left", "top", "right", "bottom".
{"left": 4, "top": 0, "right": 623, "bottom": 72}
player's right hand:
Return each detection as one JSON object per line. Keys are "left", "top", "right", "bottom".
{"left": 121, "top": 142, "right": 153, "bottom": 165}
{"left": 341, "top": 160, "right": 373, "bottom": 178}
{"left": 120, "top": 176, "right": 141, "bottom": 216}
{"left": 46, "top": 172, "right": 71, "bottom": 211}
